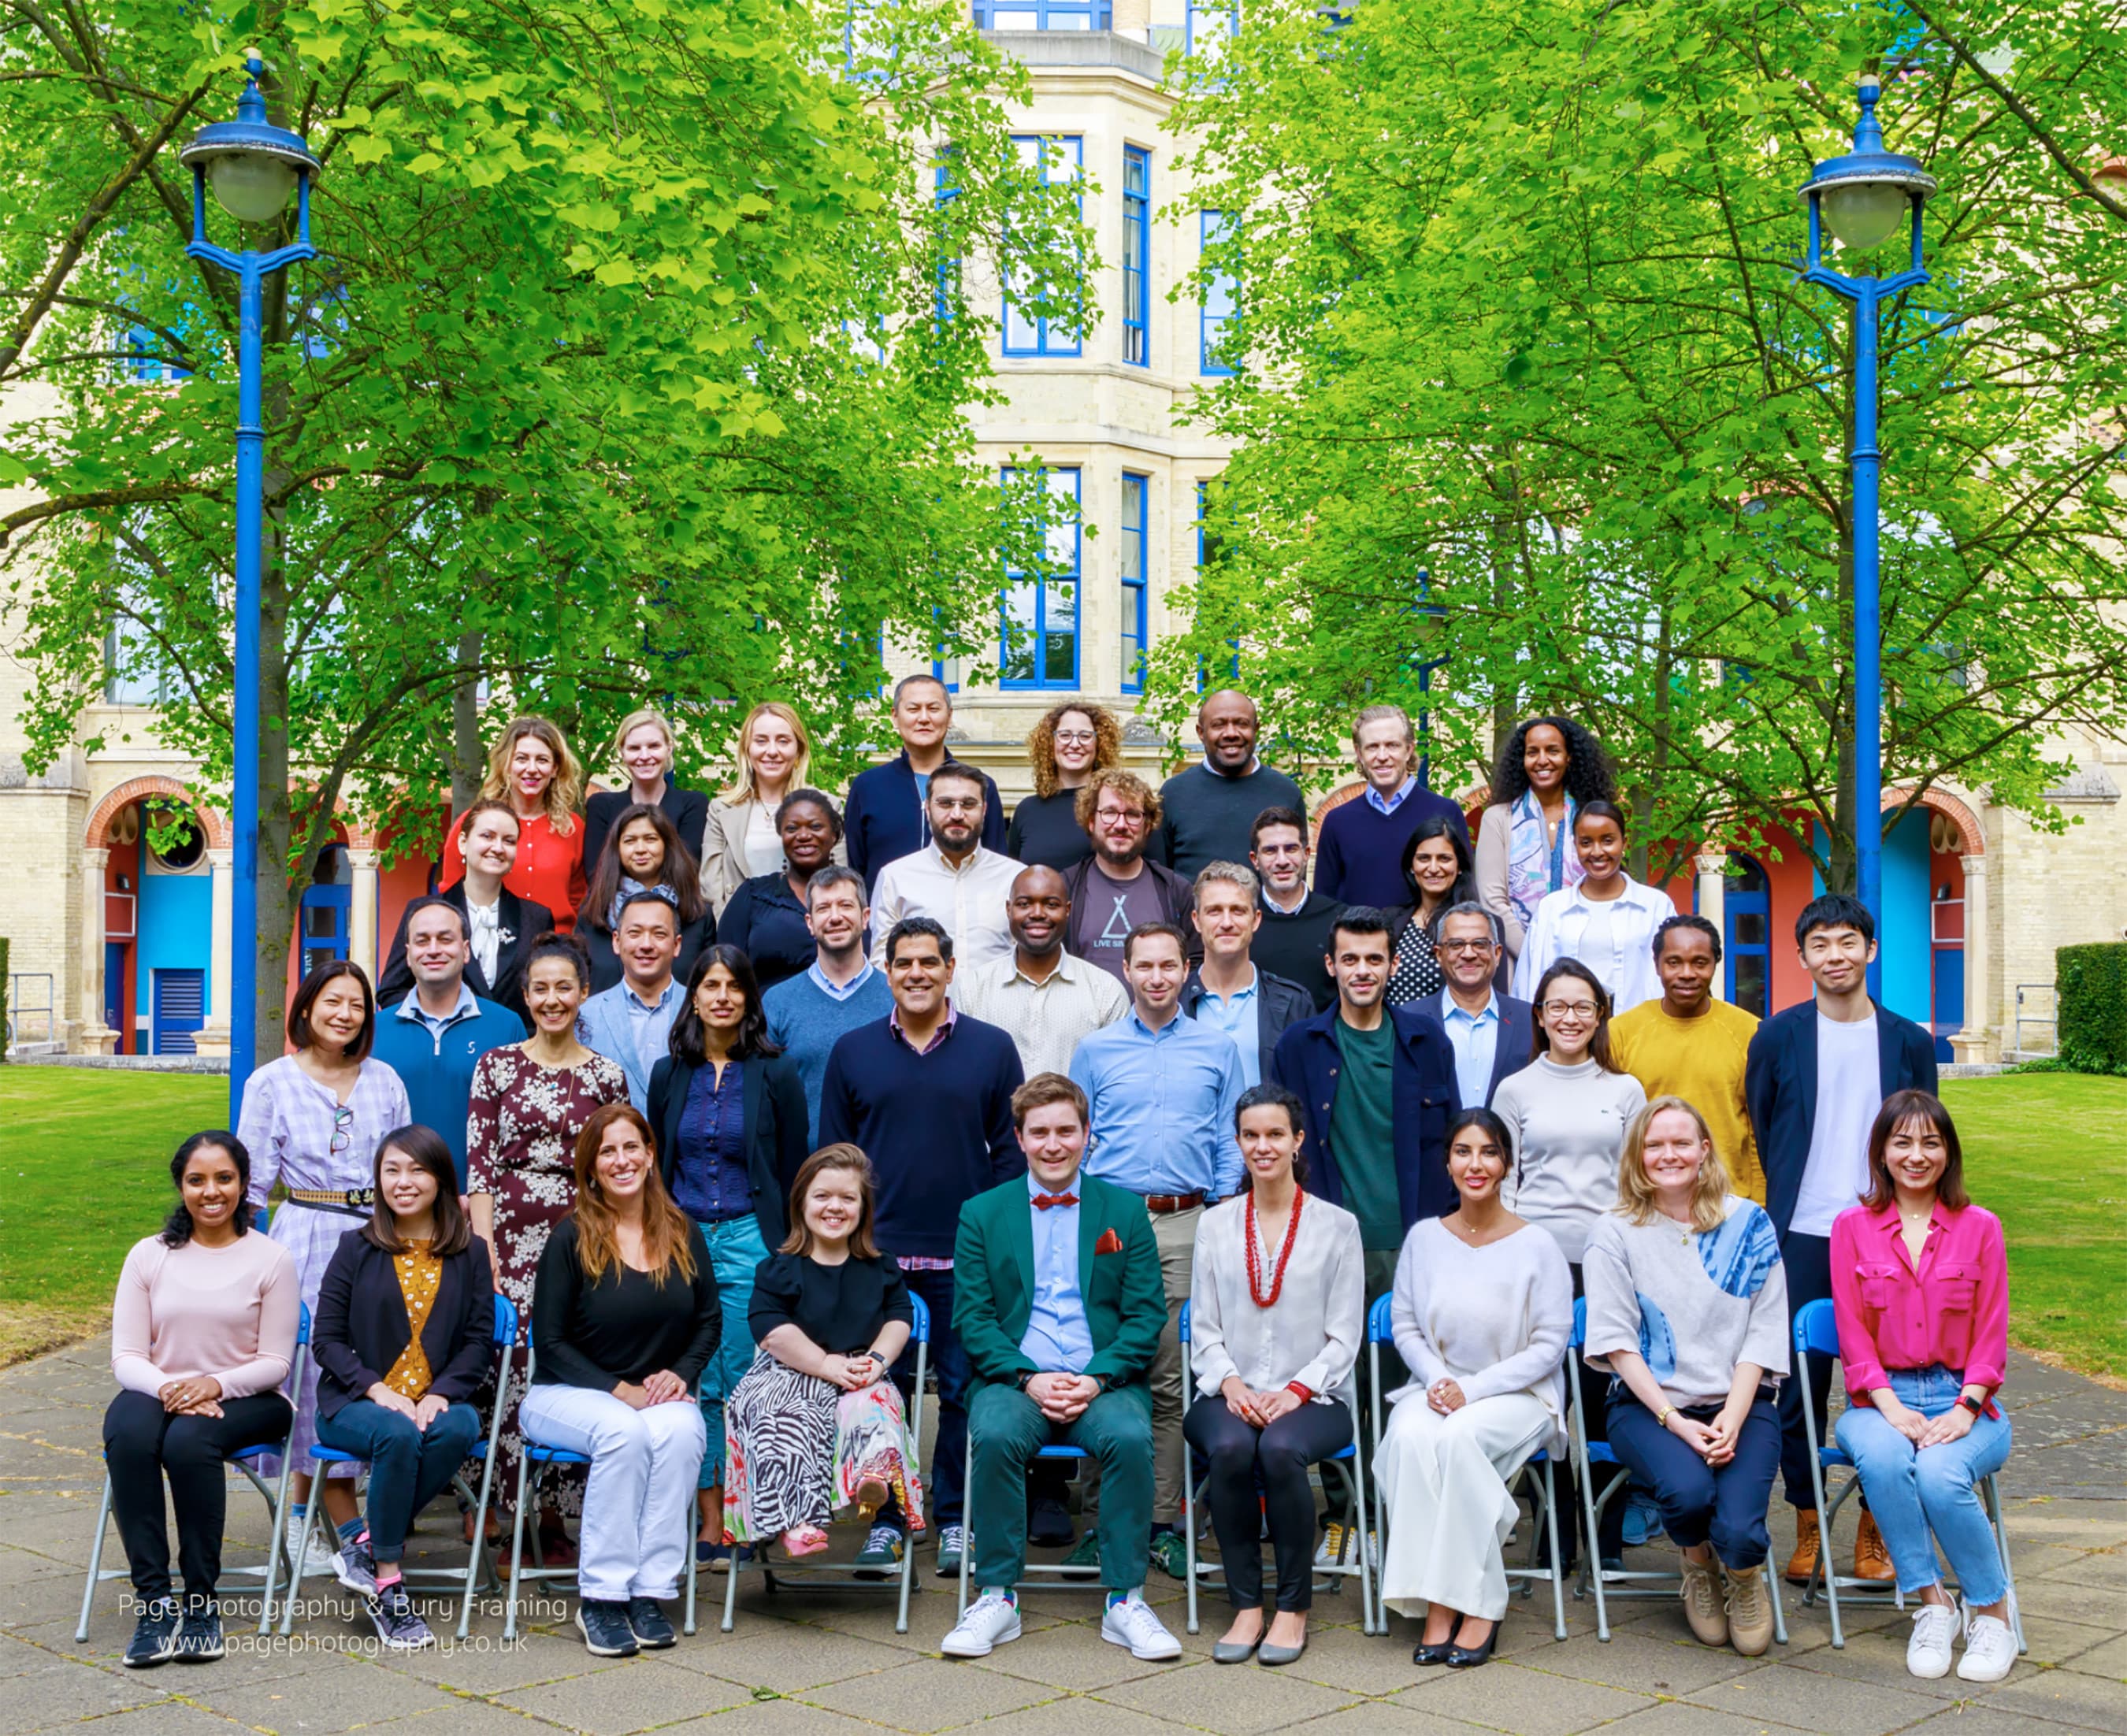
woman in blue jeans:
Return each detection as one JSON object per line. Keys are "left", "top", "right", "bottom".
{"left": 1831, "top": 1090, "right": 2015, "bottom": 1684}
{"left": 647, "top": 943, "right": 811, "bottom": 1566}
{"left": 313, "top": 1126, "right": 494, "bottom": 1650}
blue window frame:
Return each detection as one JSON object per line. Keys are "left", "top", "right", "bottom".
{"left": 1186, "top": 0, "right": 1237, "bottom": 53}
{"left": 1201, "top": 210, "right": 1238, "bottom": 375}
{"left": 1004, "top": 135, "right": 1084, "bottom": 358}
{"left": 1193, "top": 480, "right": 1239, "bottom": 686}
{"left": 1121, "top": 472, "right": 1149, "bottom": 692}
{"left": 971, "top": 0, "right": 1112, "bottom": 24}
{"left": 932, "top": 606, "right": 963, "bottom": 694}
{"left": 934, "top": 152, "right": 961, "bottom": 327}
{"left": 1123, "top": 147, "right": 1150, "bottom": 367}
{"left": 1001, "top": 466, "right": 1082, "bottom": 689}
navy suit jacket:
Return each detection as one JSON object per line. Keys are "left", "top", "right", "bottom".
{"left": 842, "top": 751, "right": 1006, "bottom": 890}
{"left": 1743, "top": 997, "right": 1939, "bottom": 1238}
{"left": 1271, "top": 1005, "right": 1460, "bottom": 1229}
{"left": 313, "top": 1231, "right": 495, "bottom": 1419}
{"left": 1411, "top": 989, "right": 1536, "bottom": 1110}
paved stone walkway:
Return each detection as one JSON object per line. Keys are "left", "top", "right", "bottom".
{"left": 4, "top": 1338, "right": 2121, "bottom": 1736}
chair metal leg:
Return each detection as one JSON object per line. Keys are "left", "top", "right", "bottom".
{"left": 76, "top": 1474, "right": 113, "bottom": 1644}
{"left": 682, "top": 1497, "right": 700, "bottom": 1637}
{"left": 722, "top": 1541, "right": 742, "bottom": 1633}
{"left": 503, "top": 1452, "right": 533, "bottom": 1641}
{"left": 1798, "top": 1345, "right": 1846, "bottom": 1649}
{"left": 1349, "top": 1441, "right": 1375, "bottom": 1637}
{"left": 258, "top": 1441, "right": 299, "bottom": 1637}
{"left": 458, "top": 1454, "right": 501, "bottom": 1639}
{"left": 897, "top": 1339, "right": 926, "bottom": 1637}
{"left": 277, "top": 1494, "right": 321, "bottom": 1637}
{"left": 1766, "top": 1560, "right": 1788, "bottom": 1646}
{"left": 1572, "top": 1404, "right": 1610, "bottom": 1641}
{"left": 1982, "top": 1475, "right": 2025, "bottom": 1653}
{"left": 1542, "top": 1460, "right": 1567, "bottom": 1641}
{"left": 1182, "top": 1434, "right": 1199, "bottom": 1635}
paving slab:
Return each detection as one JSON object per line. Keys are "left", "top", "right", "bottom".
{"left": 499, "top": 1655, "right": 752, "bottom": 1732}
{"left": 662, "top": 1620, "right": 919, "bottom": 1693}
{"left": 1981, "top": 1668, "right": 2127, "bottom": 1734}
{"left": 1395, "top": 1659, "right": 1658, "bottom": 1734}
{"left": 802, "top": 1656, "right": 1062, "bottom": 1730}
{"left": 1680, "top": 1660, "right": 1956, "bottom": 1733}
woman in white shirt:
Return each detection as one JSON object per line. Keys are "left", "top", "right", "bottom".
{"left": 1511, "top": 801, "right": 1670, "bottom": 1014}
{"left": 1377, "top": 1107, "right": 1572, "bottom": 1668}
{"left": 700, "top": 702, "right": 816, "bottom": 917}
{"left": 1186, "top": 1085, "right": 1364, "bottom": 1667}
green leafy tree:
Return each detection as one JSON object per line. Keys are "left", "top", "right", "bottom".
{"left": 1, "top": 0, "right": 1082, "bottom": 1066}
{"left": 1149, "top": 0, "right": 2127, "bottom": 887}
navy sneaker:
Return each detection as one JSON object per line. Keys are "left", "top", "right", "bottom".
{"left": 122, "top": 1598, "right": 180, "bottom": 1669}
{"left": 173, "top": 1598, "right": 224, "bottom": 1663}
{"left": 626, "top": 1597, "right": 676, "bottom": 1649}
{"left": 575, "top": 1598, "right": 639, "bottom": 1657}
{"left": 332, "top": 1538, "right": 377, "bottom": 1598}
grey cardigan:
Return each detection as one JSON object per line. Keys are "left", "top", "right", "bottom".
{"left": 1187, "top": 1192, "right": 1365, "bottom": 1411}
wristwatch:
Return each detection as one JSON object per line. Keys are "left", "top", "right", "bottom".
{"left": 1017, "top": 1371, "right": 1038, "bottom": 1393}
{"left": 1958, "top": 1393, "right": 1986, "bottom": 1416}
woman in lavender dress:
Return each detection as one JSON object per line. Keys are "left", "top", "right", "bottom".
{"left": 239, "top": 960, "right": 410, "bottom": 1576}
{"left": 467, "top": 931, "right": 629, "bottom": 1560}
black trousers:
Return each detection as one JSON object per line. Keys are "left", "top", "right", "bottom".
{"left": 102, "top": 1389, "right": 293, "bottom": 1603}
{"left": 1185, "top": 1395, "right": 1353, "bottom": 1612}
{"left": 1776, "top": 1230, "right": 1850, "bottom": 1512}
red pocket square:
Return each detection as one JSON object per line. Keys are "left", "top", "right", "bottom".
{"left": 1093, "top": 1228, "right": 1124, "bottom": 1256}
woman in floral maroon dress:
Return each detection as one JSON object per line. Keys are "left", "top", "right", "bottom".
{"left": 468, "top": 931, "right": 629, "bottom": 1560}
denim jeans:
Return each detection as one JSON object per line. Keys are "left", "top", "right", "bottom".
{"left": 694, "top": 1215, "right": 769, "bottom": 1489}
{"left": 315, "top": 1398, "right": 482, "bottom": 1562}
{"left": 1833, "top": 1364, "right": 2011, "bottom": 1605}
{"left": 1606, "top": 1393, "right": 1781, "bottom": 1571}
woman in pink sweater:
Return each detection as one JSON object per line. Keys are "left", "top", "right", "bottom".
{"left": 106, "top": 1132, "right": 298, "bottom": 1671}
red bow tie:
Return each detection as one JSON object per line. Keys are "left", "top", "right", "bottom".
{"left": 1033, "top": 1193, "right": 1079, "bottom": 1211}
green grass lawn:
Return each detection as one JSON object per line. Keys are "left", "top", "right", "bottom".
{"left": 0, "top": 1066, "right": 2121, "bottom": 1381}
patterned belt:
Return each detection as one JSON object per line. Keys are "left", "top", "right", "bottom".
{"left": 1141, "top": 1192, "right": 1204, "bottom": 1215}
{"left": 284, "top": 1186, "right": 374, "bottom": 1218}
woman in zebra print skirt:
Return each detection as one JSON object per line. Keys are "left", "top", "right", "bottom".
{"left": 723, "top": 1145, "right": 923, "bottom": 1556}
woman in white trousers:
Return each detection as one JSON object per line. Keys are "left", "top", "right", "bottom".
{"left": 1376, "top": 1107, "right": 1572, "bottom": 1668}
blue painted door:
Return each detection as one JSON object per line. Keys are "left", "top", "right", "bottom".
{"left": 151, "top": 968, "right": 206, "bottom": 1055}
{"left": 1723, "top": 855, "right": 1771, "bottom": 1018}
{"left": 1932, "top": 947, "right": 1965, "bottom": 1064}
{"left": 299, "top": 885, "right": 351, "bottom": 977}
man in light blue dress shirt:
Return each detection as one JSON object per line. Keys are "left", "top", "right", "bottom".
{"left": 577, "top": 890, "right": 685, "bottom": 1111}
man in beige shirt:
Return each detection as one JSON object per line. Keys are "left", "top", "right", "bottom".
{"left": 956, "top": 866, "right": 1128, "bottom": 1078}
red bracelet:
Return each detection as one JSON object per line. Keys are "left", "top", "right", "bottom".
{"left": 1285, "top": 1381, "right": 1314, "bottom": 1404}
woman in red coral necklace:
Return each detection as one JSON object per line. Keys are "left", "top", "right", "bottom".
{"left": 1184, "top": 1083, "right": 1366, "bottom": 1667}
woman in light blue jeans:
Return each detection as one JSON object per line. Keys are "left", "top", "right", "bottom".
{"left": 646, "top": 944, "right": 812, "bottom": 1567}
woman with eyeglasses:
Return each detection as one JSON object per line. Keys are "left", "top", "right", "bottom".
{"left": 1490, "top": 957, "right": 1646, "bottom": 1569}
{"left": 239, "top": 959, "right": 411, "bottom": 1581}
{"left": 1008, "top": 702, "right": 1121, "bottom": 873}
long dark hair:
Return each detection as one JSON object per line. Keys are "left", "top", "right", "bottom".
{"left": 669, "top": 944, "right": 782, "bottom": 1066}
{"left": 1444, "top": 1107, "right": 1513, "bottom": 1185}
{"left": 1490, "top": 715, "right": 1618, "bottom": 808}
{"left": 160, "top": 1131, "right": 253, "bottom": 1248}
{"left": 581, "top": 801, "right": 707, "bottom": 935}
{"left": 1530, "top": 958, "right": 1620, "bottom": 1072}
{"left": 362, "top": 1125, "right": 473, "bottom": 1256}
{"left": 1861, "top": 1089, "right": 1970, "bottom": 1213}
{"left": 1402, "top": 814, "right": 1476, "bottom": 925}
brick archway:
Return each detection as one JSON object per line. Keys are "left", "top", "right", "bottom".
{"left": 1891, "top": 785, "right": 1984, "bottom": 857}
{"left": 84, "top": 777, "right": 231, "bottom": 851}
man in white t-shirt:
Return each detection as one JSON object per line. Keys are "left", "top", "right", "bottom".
{"left": 1745, "top": 893, "right": 1938, "bottom": 1589}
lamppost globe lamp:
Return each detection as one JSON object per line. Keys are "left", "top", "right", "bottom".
{"left": 1801, "top": 75, "right": 1936, "bottom": 259}
{"left": 179, "top": 53, "right": 321, "bottom": 1121}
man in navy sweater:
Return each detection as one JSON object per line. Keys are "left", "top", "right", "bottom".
{"left": 369, "top": 896, "right": 526, "bottom": 1194}
{"left": 842, "top": 675, "right": 1005, "bottom": 890}
{"left": 1313, "top": 703, "right": 1470, "bottom": 908}
{"left": 819, "top": 916, "right": 1025, "bottom": 1578}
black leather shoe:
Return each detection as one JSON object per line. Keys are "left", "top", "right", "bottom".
{"left": 1412, "top": 1641, "right": 1454, "bottom": 1667}
{"left": 1446, "top": 1630, "right": 1496, "bottom": 1668}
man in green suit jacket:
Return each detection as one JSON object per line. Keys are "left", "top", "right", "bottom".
{"left": 942, "top": 1074, "right": 1179, "bottom": 1663}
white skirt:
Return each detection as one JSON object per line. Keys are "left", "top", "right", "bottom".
{"left": 1375, "top": 1389, "right": 1551, "bottom": 1622}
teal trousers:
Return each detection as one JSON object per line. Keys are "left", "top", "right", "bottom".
{"left": 969, "top": 1381, "right": 1152, "bottom": 1593}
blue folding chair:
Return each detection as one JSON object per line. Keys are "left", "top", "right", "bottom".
{"left": 1570, "top": 1297, "right": 1787, "bottom": 1645}
{"left": 723, "top": 1291, "right": 930, "bottom": 1635}
{"left": 282, "top": 1292, "right": 518, "bottom": 1641}
{"left": 501, "top": 1315, "right": 707, "bottom": 1640}
{"left": 76, "top": 1288, "right": 309, "bottom": 1642}
{"left": 1368, "top": 1292, "right": 1569, "bottom": 1641}
{"left": 1792, "top": 1297, "right": 2023, "bottom": 1653}
{"left": 1180, "top": 1299, "right": 1375, "bottom": 1634}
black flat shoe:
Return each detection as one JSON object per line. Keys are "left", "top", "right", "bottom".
{"left": 1412, "top": 1641, "right": 1454, "bottom": 1666}
{"left": 1446, "top": 1631, "right": 1497, "bottom": 1668}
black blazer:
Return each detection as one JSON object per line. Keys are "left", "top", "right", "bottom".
{"left": 1179, "top": 967, "right": 1316, "bottom": 1089}
{"left": 312, "top": 1230, "right": 496, "bottom": 1419}
{"left": 377, "top": 885, "right": 555, "bottom": 1015}
{"left": 1411, "top": 988, "right": 1537, "bottom": 1110}
{"left": 582, "top": 783, "right": 710, "bottom": 876}
{"left": 648, "top": 1052, "right": 811, "bottom": 1245}
{"left": 1744, "top": 997, "right": 1939, "bottom": 1238}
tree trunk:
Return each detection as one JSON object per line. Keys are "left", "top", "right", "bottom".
{"left": 451, "top": 628, "right": 485, "bottom": 814}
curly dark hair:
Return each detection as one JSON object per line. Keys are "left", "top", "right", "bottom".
{"left": 1026, "top": 701, "right": 1123, "bottom": 800}
{"left": 1490, "top": 716, "right": 1618, "bottom": 808}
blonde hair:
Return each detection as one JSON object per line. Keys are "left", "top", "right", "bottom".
{"left": 1026, "top": 702, "right": 1122, "bottom": 799}
{"left": 719, "top": 701, "right": 815, "bottom": 805}
{"left": 1615, "top": 1096, "right": 1732, "bottom": 1233}
{"left": 478, "top": 717, "right": 584, "bottom": 836}
{"left": 609, "top": 709, "right": 676, "bottom": 777}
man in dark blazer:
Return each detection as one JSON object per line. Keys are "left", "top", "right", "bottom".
{"left": 1745, "top": 892, "right": 1936, "bottom": 1589}
{"left": 1411, "top": 902, "right": 1535, "bottom": 1110}
{"left": 843, "top": 676, "right": 1005, "bottom": 889}
{"left": 377, "top": 881, "right": 552, "bottom": 1015}
{"left": 1179, "top": 862, "right": 1315, "bottom": 1089}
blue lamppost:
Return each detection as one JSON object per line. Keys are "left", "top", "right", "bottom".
{"left": 179, "top": 54, "right": 320, "bottom": 1120}
{"left": 1798, "top": 74, "right": 1934, "bottom": 970}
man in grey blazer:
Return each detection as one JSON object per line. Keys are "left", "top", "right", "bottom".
{"left": 576, "top": 888, "right": 686, "bottom": 1111}
{"left": 1412, "top": 902, "right": 1535, "bottom": 1111}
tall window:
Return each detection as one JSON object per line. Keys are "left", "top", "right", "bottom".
{"left": 1194, "top": 480, "right": 1240, "bottom": 683}
{"left": 1186, "top": 0, "right": 1237, "bottom": 53}
{"left": 1004, "top": 135, "right": 1084, "bottom": 358}
{"left": 934, "top": 152, "right": 960, "bottom": 327}
{"left": 1123, "top": 147, "right": 1150, "bottom": 367}
{"left": 971, "top": 0, "right": 1113, "bottom": 23}
{"left": 1001, "top": 466, "right": 1081, "bottom": 690}
{"left": 1121, "top": 472, "right": 1149, "bottom": 692}
{"left": 1200, "top": 210, "right": 1238, "bottom": 376}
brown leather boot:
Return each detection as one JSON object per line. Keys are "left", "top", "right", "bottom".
{"left": 1853, "top": 1510, "right": 1895, "bottom": 1583}
{"left": 1784, "top": 1508, "right": 1821, "bottom": 1586}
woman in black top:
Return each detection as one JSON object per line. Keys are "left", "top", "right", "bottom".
{"left": 723, "top": 1146, "right": 920, "bottom": 1560}
{"left": 575, "top": 803, "right": 714, "bottom": 993}
{"left": 313, "top": 1125, "right": 493, "bottom": 1651}
{"left": 518, "top": 1104, "right": 719, "bottom": 1657}
{"left": 1006, "top": 702, "right": 1118, "bottom": 872}
{"left": 717, "top": 790, "right": 844, "bottom": 992}
{"left": 1385, "top": 814, "right": 1479, "bottom": 1006}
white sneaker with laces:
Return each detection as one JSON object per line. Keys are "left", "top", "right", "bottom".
{"left": 1313, "top": 1523, "right": 1347, "bottom": 1568}
{"left": 1101, "top": 1590, "right": 1182, "bottom": 1661}
{"left": 284, "top": 1510, "right": 336, "bottom": 1581}
{"left": 1906, "top": 1600, "right": 1959, "bottom": 1679}
{"left": 1957, "top": 1612, "right": 2017, "bottom": 1682}
{"left": 941, "top": 1589, "right": 1021, "bottom": 1658}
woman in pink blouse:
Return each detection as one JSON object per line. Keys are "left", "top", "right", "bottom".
{"left": 1830, "top": 1090, "right": 2014, "bottom": 1686}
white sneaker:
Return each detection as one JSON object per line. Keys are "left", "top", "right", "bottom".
{"left": 1957, "top": 1612, "right": 2017, "bottom": 1682}
{"left": 1906, "top": 1601, "right": 1959, "bottom": 1679}
{"left": 1101, "top": 1590, "right": 1182, "bottom": 1661}
{"left": 1314, "top": 1523, "right": 1347, "bottom": 1568}
{"left": 284, "top": 1509, "right": 336, "bottom": 1581}
{"left": 941, "top": 1589, "right": 1021, "bottom": 1659}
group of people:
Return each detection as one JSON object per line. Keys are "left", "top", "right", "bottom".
{"left": 98, "top": 682, "right": 2017, "bottom": 1688}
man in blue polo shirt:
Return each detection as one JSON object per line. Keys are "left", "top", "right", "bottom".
{"left": 369, "top": 896, "right": 525, "bottom": 1194}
